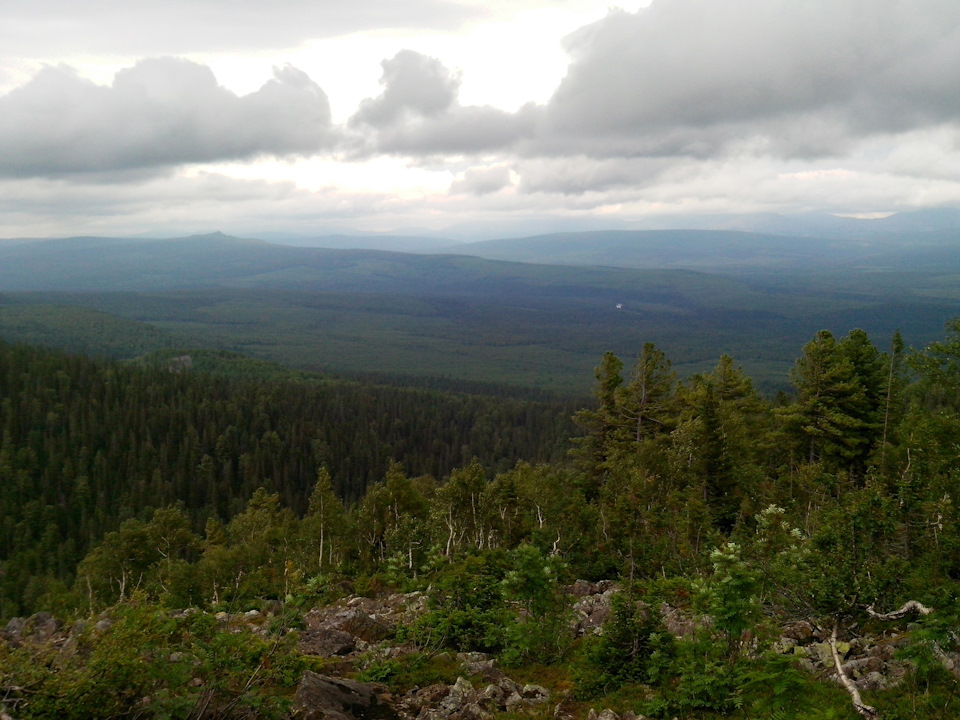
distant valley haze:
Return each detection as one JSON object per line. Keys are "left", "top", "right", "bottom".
{"left": 1, "top": 224, "right": 958, "bottom": 394}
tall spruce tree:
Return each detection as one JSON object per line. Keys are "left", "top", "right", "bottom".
{"left": 677, "top": 355, "right": 768, "bottom": 532}
{"left": 780, "top": 329, "right": 885, "bottom": 475}
{"left": 571, "top": 351, "right": 624, "bottom": 494}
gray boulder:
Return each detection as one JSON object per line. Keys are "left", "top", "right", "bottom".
{"left": 292, "top": 672, "right": 398, "bottom": 720}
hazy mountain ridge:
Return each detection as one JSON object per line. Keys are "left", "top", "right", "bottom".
{"left": 445, "top": 227, "right": 960, "bottom": 272}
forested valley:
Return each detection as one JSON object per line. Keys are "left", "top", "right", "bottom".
{"left": 5, "top": 319, "right": 960, "bottom": 719}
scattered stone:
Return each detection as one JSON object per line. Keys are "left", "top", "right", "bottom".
{"left": 856, "top": 671, "right": 888, "bottom": 692}
{"left": 504, "top": 691, "right": 524, "bottom": 710}
{"left": 774, "top": 636, "right": 797, "bottom": 654}
{"left": 521, "top": 684, "right": 550, "bottom": 703}
{"left": 476, "top": 684, "right": 504, "bottom": 712}
{"left": 457, "top": 702, "right": 491, "bottom": 720}
{"left": 3, "top": 617, "right": 26, "bottom": 643}
{"left": 447, "top": 677, "right": 475, "bottom": 706}
{"left": 567, "top": 580, "right": 602, "bottom": 597}
{"left": 21, "top": 612, "right": 59, "bottom": 643}
{"left": 95, "top": 616, "right": 113, "bottom": 632}
{"left": 867, "top": 642, "right": 896, "bottom": 661}
{"left": 813, "top": 640, "right": 850, "bottom": 668}
{"left": 660, "top": 603, "right": 699, "bottom": 638}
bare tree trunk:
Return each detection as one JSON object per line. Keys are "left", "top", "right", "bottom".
{"left": 829, "top": 620, "right": 878, "bottom": 718}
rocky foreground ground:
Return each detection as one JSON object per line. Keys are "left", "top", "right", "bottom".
{"left": 1, "top": 580, "right": 934, "bottom": 720}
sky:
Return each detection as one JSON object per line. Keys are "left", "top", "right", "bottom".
{"left": 3, "top": 0, "right": 960, "bottom": 239}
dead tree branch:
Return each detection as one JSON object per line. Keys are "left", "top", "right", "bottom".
{"left": 865, "top": 600, "right": 933, "bottom": 621}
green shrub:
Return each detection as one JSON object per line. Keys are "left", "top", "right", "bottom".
{"left": 400, "top": 554, "right": 509, "bottom": 653}
{"left": 574, "top": 589, "right": 675, "bottom": 699}
{"left": 0, "top": 600, "right": 305, "bottom": 719}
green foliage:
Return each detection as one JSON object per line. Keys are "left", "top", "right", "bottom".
{"left": 501, "top": 544, "right": 571, "bottom": 665}
{"left": 355, "top": 652, "right": 461, "bottom": 692}
{"left": 10, "top": 317, "right": 960, "bottom": 717}
{"left": 779, "top": 329, "right": 881, "bottom": 472}
{"left": 0, "top": 600, "right": 304, "bottom": 719}
{"left": 692, "top": 542, "right": 762, "bottom": 662}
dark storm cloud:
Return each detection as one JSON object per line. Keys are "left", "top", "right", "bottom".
{"left": 537, "top": 0, "right": 960, "bottom": 159}
{"left": 0, "top": 58, "right": 333, "bottom": 176}
{"left": 348, "top": 50, "right": 536, "bottom": 155}
{"left": 2, "top": 0, "right": 476, "bottom": 56}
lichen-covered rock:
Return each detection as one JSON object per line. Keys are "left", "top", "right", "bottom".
{"left": 461, "top": 702, "right": 493, "bottom": 720}
{"left": 13, "top": 613, "right": 61, "bottom": 644}
{"left": 841, "top": 656, "right": 885, "bottom": 679}
{"left": 442, "top": 677, "right": 476, "bottom": 712}
{"left": 331, "top": 610, "right": 391, "bottom": 642}
{"left": 774, "top": 636, "right": 797, "bottom": 654}
{"left": 475, "top": 684, "right": 505, "bottom": 712}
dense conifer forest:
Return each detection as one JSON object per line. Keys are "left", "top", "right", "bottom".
{"left": 0, "top": 344, "right": 576, "bottom": 617}
{"left": 5, "top": 319, "right": 960, "bottom": 719}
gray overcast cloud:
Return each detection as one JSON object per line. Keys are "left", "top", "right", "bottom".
{"left": 0, "top": 59, "right": 333, "bottom": 177}
{"left": 2, "top": 0, "right": 960, "bottom": 236}
{"left": 348, "top": 50, "right": 538, "bottom": 156}
{"left": 539, "top": 0, "right": 960, "bottom": 159}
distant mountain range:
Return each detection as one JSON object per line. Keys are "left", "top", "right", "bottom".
{"left": 3, "top": 217, "right": 960, "bottom": 291}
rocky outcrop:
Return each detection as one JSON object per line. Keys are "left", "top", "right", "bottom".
{"left": 583, "top": 709, "right": 646, "bottom": 720}
{"left": 299, "top": 592, "right": 430, "bottom": 657}
{"left": 569, "top": 583, "right": 616, "bottom": 636}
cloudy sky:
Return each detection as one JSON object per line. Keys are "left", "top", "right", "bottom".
{"left": 3, "top": 0, "right": 960, "bottom": 239}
